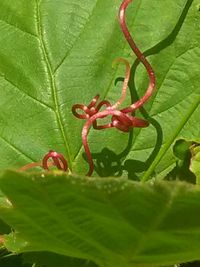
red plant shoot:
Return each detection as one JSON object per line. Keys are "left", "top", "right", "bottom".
{"left": 72, "top": 0, "right": 156, "bottom": 176}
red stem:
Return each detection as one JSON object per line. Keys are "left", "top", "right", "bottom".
{"left": 119, "top": 0, "right": 156, "bottom": 112}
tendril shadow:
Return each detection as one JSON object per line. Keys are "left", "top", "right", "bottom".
{"left": 144, "top": 0, "right": 193, "bottom": 56}
{"left": 122, "top": 60, "right": 163, "bottom": 180}
{"left": 84, "top": 129, "right": 134, "bottom": 177}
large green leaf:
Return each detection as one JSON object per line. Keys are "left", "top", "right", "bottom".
{"left": 1, "top": 171, "right": 200, "bottom": 266}
{"left": 0, "top": 0, "right": 199, "bottom": 180}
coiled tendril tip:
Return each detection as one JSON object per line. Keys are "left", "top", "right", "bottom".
{"left": 20, "top": 150, "right": 68, "bottom": 172}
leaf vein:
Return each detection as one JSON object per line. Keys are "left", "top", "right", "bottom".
{"left": 35, "top": 0, "right": 72, "bottom": 168}
{"left": 0, "top": 135, "right": 34, "bottom": 162}
{"left": 53, "top": 0, "right": 99, "bottom": 74}
{"left": 0, "top": 18, "right": 37, "bottom": 38}
{"left": 0, "top": 74, "right": 53, "bottom": 111}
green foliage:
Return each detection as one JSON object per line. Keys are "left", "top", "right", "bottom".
{"left": 0, "top": 171, "right": 200, "bottom": 267}
{"left": 0, "top": 0, "right": 200, "bottom": 266}
{"left": 190, "top": 145, "right": 200, "bottom": 184}
{"left": 166, "top": 140, "right": 196, "bottom": 183}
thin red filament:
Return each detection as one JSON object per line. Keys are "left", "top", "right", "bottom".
{"left": 42, "top": 150, "right": 68, "bottom": 171}
{"left": 110, "top": 57, "right": 131, "bottom": 110}
{"left": 72, "top": 0, "right": 156, "bottom": 176}
{"left": 72, "top": 58, "right": 133, "bottom": 131}
{"left": 82, "top": 109, "right": 148, "bottom": 176}
{"left": 20, "top": 151, "right": 68, "bottom": 172}
{"left": 119, "top": 0, "right": 156, "bottom": 113}
{"left": 72, "top": 59, "right": 149, "bottom": 176}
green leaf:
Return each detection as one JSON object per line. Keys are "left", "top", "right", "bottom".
{"left": 1, "top": 171, "right": 200, "bottom": 266}
{"left": 0, "top": 0, "right": 199, "bottom": 180}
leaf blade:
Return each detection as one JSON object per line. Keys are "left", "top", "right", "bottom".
{"left": 1, "top": 171, "right": 200, "bottom": 266}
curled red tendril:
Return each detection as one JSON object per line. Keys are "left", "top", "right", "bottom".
{"left": 72, "top": 57, "right": 147, "bottom": 131}
{"left": 72, "top": 0, "right": 156, "bottom": 176}
{"left": 42, "top": 150, "right": 68, "bottom": 171}
{"left": 119, "top": 0, "right": 156, "bottom": 113}
{"left": 72, "top": 58, "right": 131, "bottom": 129}
{"left": 20, "top": 150, "right": 68, "bottom": 172}
{"left": 82, "top": 109, "right": 149, "bottom": 176}
{"left": 72, "top": 58, "right": 149, "bottom": 176}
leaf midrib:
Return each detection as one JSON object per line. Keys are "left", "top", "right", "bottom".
{"left": 35, "top": 0, "right": 72, "bottom": 168}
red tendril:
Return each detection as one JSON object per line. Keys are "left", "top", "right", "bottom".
{"left": 42, "top": 150, "right": 68, "bottom": 171}
{"left": 82, "top": 109, "right": 148, "bottom": 176}
{"left": 72, "top": 57, "right": 131, "bottom": 129}
{"left": 119, "top": 0, "right": 156, "bottom": 113}
{"left": 72, "top": 58, "right": 149, "bottom": 176}
{"left": 20, "top": 0, "right": 156, "bottom": 178}
{"left": 20, "top": 150, "right": 68, "bottom": 172}
{"left": 72, "top": 0, "right": 156, "bottom": 176}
